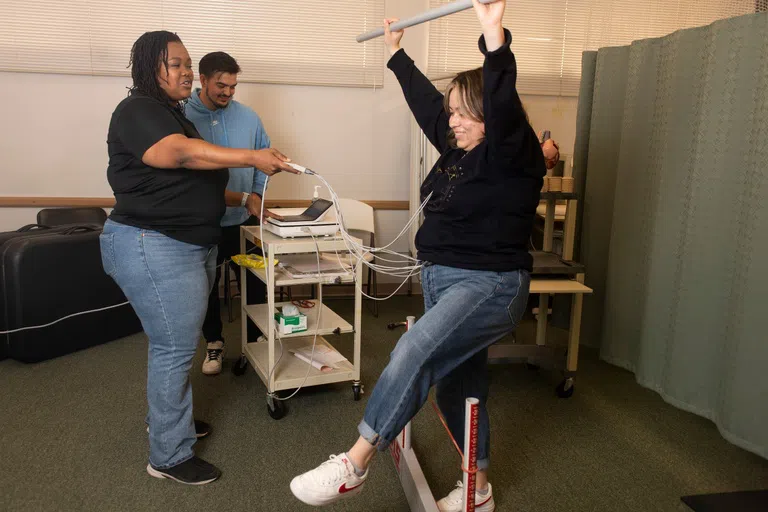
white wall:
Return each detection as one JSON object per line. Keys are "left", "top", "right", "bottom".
{"left": 0, "top": 0, "right": 577, "bottom": 283}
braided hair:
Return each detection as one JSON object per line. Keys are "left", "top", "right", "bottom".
{"left": 128, "top": 30, "right": 182, "bottom": 106}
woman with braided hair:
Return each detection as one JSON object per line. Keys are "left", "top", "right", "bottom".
{"left": 100, "top": 30, "right": 298, "bottom": 485}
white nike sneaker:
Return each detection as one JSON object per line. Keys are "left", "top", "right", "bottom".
{"left": 437, "top": 481, "right": 495, "bottom": 511}
{"left": 202, "top": 341, "right": 223, "bottom": 375}
{"left": 290, "top": 453, "right": 368, "bottom": 506}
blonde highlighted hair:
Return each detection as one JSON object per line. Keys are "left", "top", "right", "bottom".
{"left": 442, "top": 67, "right": 531, "bottom": 149}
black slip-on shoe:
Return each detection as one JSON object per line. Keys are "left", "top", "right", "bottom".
{"left": 147, "top": 456, "right": 221, "bottom": 485}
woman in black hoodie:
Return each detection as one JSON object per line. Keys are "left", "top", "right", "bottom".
{"left": 290, "top": 2, "right": 545, "bottom": 510}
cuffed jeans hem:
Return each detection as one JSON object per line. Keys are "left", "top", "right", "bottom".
{"left": 358, "top": 418, "right": 490, "bottom": 469}
{"left": 358, "top": 420, "right": 392, "bottom": 452}
{"left": 149, "top": 452, "right": 195, "bottom": 470}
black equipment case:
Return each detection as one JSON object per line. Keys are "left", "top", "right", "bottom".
{"left": 0, "top": 224, "right": 142, "bottom": 362}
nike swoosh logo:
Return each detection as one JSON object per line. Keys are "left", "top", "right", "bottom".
{"left": 339, "top": 482, "right": 364, "bottom": 494}
{"left": 477, "top": 494, "right": 493, "bottom": 507}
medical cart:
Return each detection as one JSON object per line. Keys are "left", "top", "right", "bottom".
{"left": 233, "top": 226, "right": 363, "bottom": 419}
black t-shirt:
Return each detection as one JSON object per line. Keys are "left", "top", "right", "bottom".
{"left": 106, "top": 92, "right": 228, "bottom": 246}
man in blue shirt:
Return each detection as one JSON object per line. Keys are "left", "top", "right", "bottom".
{"left": 185, "top": 52, "right": 270, "bottom": 375}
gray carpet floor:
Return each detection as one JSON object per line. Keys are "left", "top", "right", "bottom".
{"left": 2, "top": 296, "right": 767, "bottom": 512}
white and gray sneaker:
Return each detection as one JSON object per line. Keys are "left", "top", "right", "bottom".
{"left": 202, "top": 341, "right": 224, "bottom": 375}
{"left": 437, "top": 481, "right": 495, "bottom": 512}
{"left": 290, "top": 453, "right": 368, "bottom": 506}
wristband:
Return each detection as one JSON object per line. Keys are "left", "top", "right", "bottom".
{"left": 240, "top": 192, "right": 249, "bottom": 207}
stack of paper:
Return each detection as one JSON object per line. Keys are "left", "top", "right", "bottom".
{"left": 290, "top": 345, "right": 348, "bottom": 372}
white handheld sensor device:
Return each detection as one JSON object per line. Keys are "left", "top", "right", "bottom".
{"left": 286, "top": 162, "right": 314, "bottom": 175}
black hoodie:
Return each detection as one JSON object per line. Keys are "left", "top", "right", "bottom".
{"left": 387, "top": 29, "right": 545, "bottom": 272}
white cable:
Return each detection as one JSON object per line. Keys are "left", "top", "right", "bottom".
{"left": 258, "top": 174, "right": 286, "bottom": 398}
{"left": 257, "top": 165, "right": 428, "bottom": 402}
{"left": 257, "top": 174, "right": 322, "bottom": 402}
{"left": 1, "top": 166, "right": 427, "bottom": 361}
{"left": 334, "top": 200, "right": 427, "bottom": 266}
{"left": 1, "top": 240, "right": 266, "bottom": 336}
{"left": 307, "top": 171, "right": 431, "bottom": 291}
{"left": 0, "top": 301, "right": 130, "bottom": 335}
{"left": 305, "top": 169, "right": 430, "bottom": 305}
{"left": 0, "top": 247, "right": 256, "bottom": 336}
{"left": 271, "top": 231, "right": 323, "bottom": 401}
{"left": 2, "top": 177, "right": 268, "bottom": 336}
{"left": 259, "top": 175, "right": 269, "bottom": 266}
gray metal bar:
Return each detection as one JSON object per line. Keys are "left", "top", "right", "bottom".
{"left": 356, "top": 0, "right": 498, "bottom": 43}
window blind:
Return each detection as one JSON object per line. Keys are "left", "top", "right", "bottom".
{"left": 0, "top": 0, "right": 384, "bottom": 88}
{"left": 427, "top": 0, "right": 762, "bottom": 96}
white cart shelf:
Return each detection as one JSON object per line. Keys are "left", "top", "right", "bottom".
{"left": 236, "top": 226, "right": 363, "bottom": 418}
{"left": 243, "top": 300, "right": 354, "bottom": 339}
{"left": 244, "top": 335, "right": 356, "bottom": 392}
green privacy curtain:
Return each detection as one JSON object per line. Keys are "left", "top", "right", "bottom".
{"left": 573, "top": 12, "right": 768, "bottom": 459}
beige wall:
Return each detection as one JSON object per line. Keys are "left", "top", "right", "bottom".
{"left": 0, "top": 0, "right": 578, "bottom": 282}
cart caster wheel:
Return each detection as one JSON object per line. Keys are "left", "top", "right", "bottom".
{"left": 353, "top": 383, "right": 363, "bottom": 401}
{"left": 556, "top": 378, "right": 574, "bottom": 398}
{"left": 232, "top": 355, "right": 248, "bottom": 376}
{"left": 267, "top": 395, "right": 286, "bottom": 420}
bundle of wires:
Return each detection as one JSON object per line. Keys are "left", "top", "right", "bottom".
{"left": 309, "top": 171, "right": 432, "bottom": 300}
{"left": 2, "top": 164, "right": 432, "bottom": 409}
{"left": 258, "top": 166, "right": 431, "bottom": 402}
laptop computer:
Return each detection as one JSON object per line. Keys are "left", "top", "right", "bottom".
{"left": 270, "top": 199, "right": 334, "bottom": 225}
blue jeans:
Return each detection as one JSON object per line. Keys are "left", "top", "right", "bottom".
{"left": 358, "top": 263, "right": 530, "bottom": 470}
{"left": 99, "top": 219, "right": 217, "bottom": 469}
